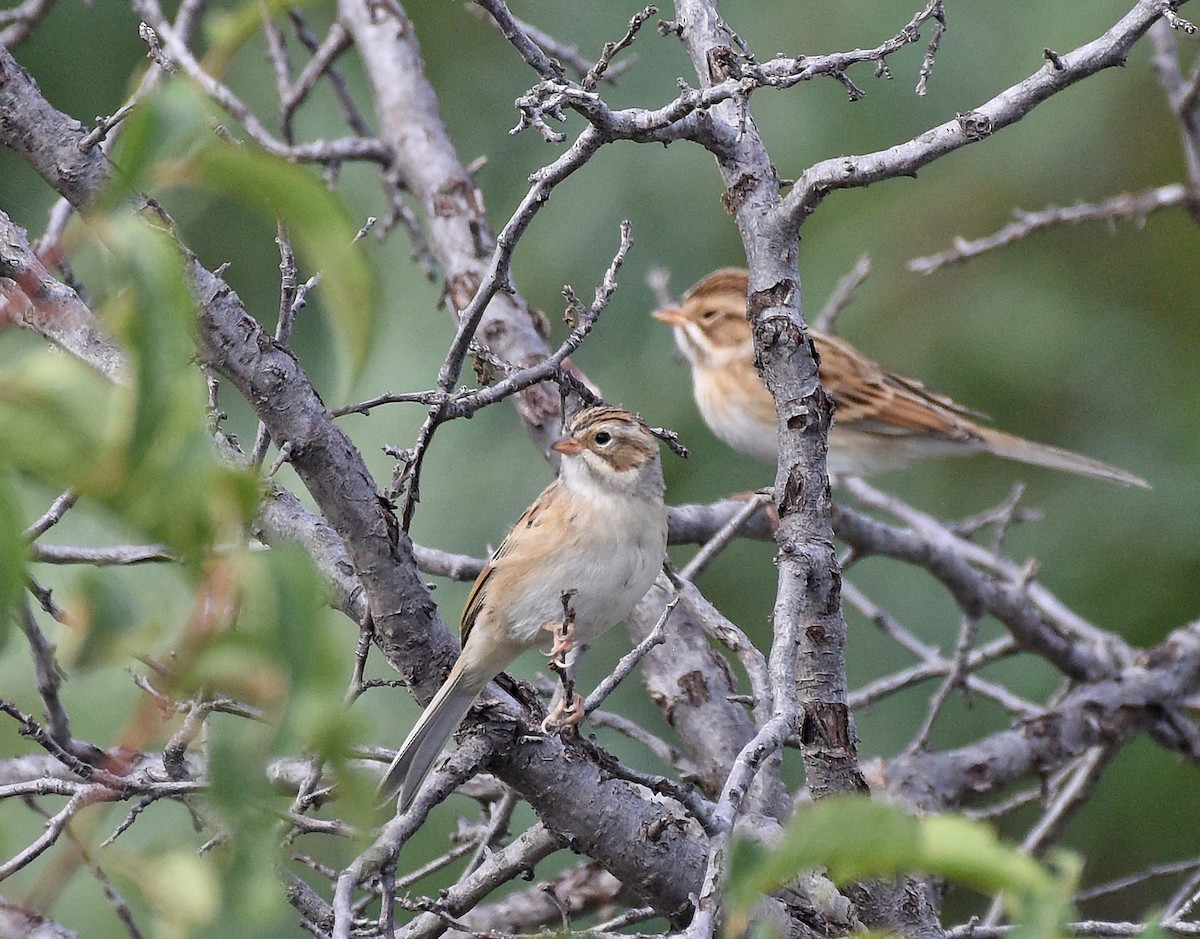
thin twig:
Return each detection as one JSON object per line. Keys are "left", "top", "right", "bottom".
{"left": 462, "top": 790, "right": 519, "bottom": 878}
{"left": 908, "top": 184, "right": 1190, "bottom": 274}
{"left": 904, "top": 613, "right": 982, "bottom": 754}
{"left": 680, "top": 491, "right": 773, "bottom": 581}
{"left": 585, "top": 710, "right": 696, "bottom": 774}
{"left": 1076, "top": 858, "right": 1200, "bottom": 904}
{"left": 812, "top": 253, "right": 871, "bottom": 333}
{"left": 584, "top": 593, "right": 680, "bottom": 715}
{"left": 23, "top": 490, "right": 78, "bottom": 541}
{"left": 400, "top": 218, "right": 632, "bottom": 529}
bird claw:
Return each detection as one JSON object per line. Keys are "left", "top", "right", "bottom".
{"left": 540, "top": 693, "right": 585, "bottom": 734}
{"left": 542, "top": 617, "right": 576, "bottom": 671}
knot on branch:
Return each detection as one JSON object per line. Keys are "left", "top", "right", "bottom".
{"left": 956, "top": 109, "right": 993, "bottom": 140}
{"left": 445, "top": 270, "right": 482, "bottom": 315}
{"left": 431, "top": 177, "right": 483, "bottom": 220}
{"left": 746, "top": 279, "right": 796, "bottom": 320}
{"left": 721, "top": 174, "right": 756, "bottom": 214}
{"left": 799, "top": 702, "right": 868, "bottom": 794}
{"left": 706, "top": 44, "right": 742, "bottom": 83}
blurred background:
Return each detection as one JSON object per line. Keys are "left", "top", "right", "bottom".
{"left": 1, "top": 0, "right": 1197, "bottom": 934}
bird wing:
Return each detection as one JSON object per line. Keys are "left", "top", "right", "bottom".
{"left": 813, "top": 330, "right": 987, "bottom": 439}
{"left": 459, "top": 479, "right": 560, "bottom": 647}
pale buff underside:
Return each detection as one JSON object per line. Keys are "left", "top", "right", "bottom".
{"left": 470, "top": 477, "right": 667, "bottom": 653}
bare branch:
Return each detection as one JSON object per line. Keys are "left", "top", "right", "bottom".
{"left": 23, "top": 489, "right": 78, "bottom": 541}
{"left": 0, "top": 46, "right": 111, "bottom": 207}
{"left": 680, "top": 490, "right": 773, "bottom": 581}
{"left": 1077, "top": 858, "right": 1200, "bottom": 904}
{"left": 30, "top": 544, "right": 175, "bottom": 566}
{"left": 947, "top": 921, "right": 1200, "bottom": 939}
{"left": 0, "top": 209, "right": 127, "bottom": 381}
{"left": 473, "top": 0, "right": 564, "bottom": 82}
{"left": 884, "top": 620, "right": 1200, "bottom": 810}
{"left": 480, "top": 6, "right": 635, "bottom": 83}
{"left": 787, "top": 3, "right": 1172, "bottom": 223}
{"left": 812, "top": 253, "right": 871, "bottom": 333}
{"left": 909, "top": 184, "right": 1191, "bottom": 274}
{"left": 132, "top": 0, "right": 390, "bottom": 166}
{"left": 0, "top": 790, "right": 99, "bottom": 880}
{"left": 837, "top": 477, "right": 1129, "bottom": 677}
{"left": 0, "top": 0, "right": 56, "bottom": 45}
{"left": 583, "top": 591, "right": 679, "bottom": 715}
{"left": 391, "top": 824, "right": 563, "bottom": 939}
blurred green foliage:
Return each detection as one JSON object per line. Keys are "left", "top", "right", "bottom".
{"left": 0, "top": 474, "right": 25, "bottom": 650}
{"left": 1, "top": 0, "right": 1197, "bottom": 936}
{"left": 725, "top": 796, "right": 1078, "bottom": 939}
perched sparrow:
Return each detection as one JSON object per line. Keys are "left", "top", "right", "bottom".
{"left": 655, "top": 268, "right": 1147, "bottom": 487}
{"left": 378, "top": 406, "right": 669, "bottom": 809}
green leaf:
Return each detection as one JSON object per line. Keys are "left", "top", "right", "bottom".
{"left": 207, "top": 711, "right": 277, "bottom": 821}
{"left": 184, "top": 139, "right": 373, "bottom": 382}
{"left": 918, "top": 813, "right": 1056, "bottom": 898}
{"left": 112, "top": 79, "right": 374, "bottom": 387}
{"left": 137, "top": 849, "right": 222, "bottom": 930}
{"left": 0, "top": 353, "right": 117, "bottom": 484}
{"left": 0, "top": 215, "right": 260, "bottom": 568}
{"left": 65, "top": 568, "right": 139, "bottom": 671}
{"left": 204, "top": 716, "right": 307, "bottom": 934}
{"left": 725, "top": 796, "right": 1076, "bottom": 938}
{"left": 190, "top": 543, "right": 376, "bottom": 831}
{"left": 231, "top": 545, "right": 368, "bottom": 766}
{"left": 99, "top": 218, "right": 198, "bottom": 461}
{"left": 91, "top": 214, "right": 262, "bottom": 564}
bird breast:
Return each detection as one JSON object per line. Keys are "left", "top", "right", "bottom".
{"left": 693, "top": 364, "right": 779, "bottom": 465}
{"left": 494, "top": 492, "right": 666, "bottom": 648}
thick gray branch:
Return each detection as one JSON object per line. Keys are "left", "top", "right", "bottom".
{"left": 0, "top": 210, "right": 127, "bottom": 382}
{"left": 674, "top": 0, "right": 865, "bottom": 803}
{"left": 881, "top": 621, "right": 1200, "bottom": 809}
{"left": 0, "top": 45, "right": 111, "bottom": 208}
{"left": 339, "top": 0, "right": 568, "bottom": 446}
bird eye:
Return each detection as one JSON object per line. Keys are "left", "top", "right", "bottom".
{"left": 701, "top": 308, "right": 719, "bottom": 321}
{"left": 594, "top": 430, "right": 613, "bottom": 446}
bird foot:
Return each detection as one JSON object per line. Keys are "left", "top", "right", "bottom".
{"left": 541, "top": 617, "right": 576, "bottom": 671}
{"left": 540, "top": 692, "right": 585, "bottom": 734}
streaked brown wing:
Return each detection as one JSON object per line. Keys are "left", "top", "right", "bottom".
{"left": 458, "top": 563, "right": 494, "bottom": 649}
{"left": 813, "top": 331, "right": 985, "bottom": 440}
{"left": 459, "top": 480, "right": 559, "bottom": 647}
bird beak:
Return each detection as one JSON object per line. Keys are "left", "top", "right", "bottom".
{"left": 551, "top": 435, "right": 584, "bottom": 456}
{"left": 652, "top": 306, "right": 688, "bottom": 327}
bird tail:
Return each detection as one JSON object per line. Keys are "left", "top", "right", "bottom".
{"left": 978, "top": 428, "right": 1149, "bottom": 488}
{"left": 377, "top": 659, "right": 483, "bottom": 811}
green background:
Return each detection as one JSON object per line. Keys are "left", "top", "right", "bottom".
{"left": 1, "top": 0, "right": 1197, "bottom": 935}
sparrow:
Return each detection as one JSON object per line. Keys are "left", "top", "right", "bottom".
{"left": 378, "top": 406, "right": 669, "bottom": 810}
{"left": 654, "top": 268, "right": 1147, "bottom": 488}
